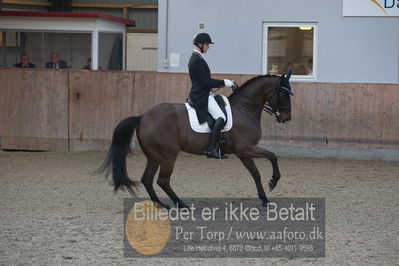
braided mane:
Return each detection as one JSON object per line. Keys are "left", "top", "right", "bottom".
{"left": 228, "top": 74, "right": 279, "bottom": 98}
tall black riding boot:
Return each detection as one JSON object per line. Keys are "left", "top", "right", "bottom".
{"left": 206, "top": 118, "right": 228, "bottom": 159}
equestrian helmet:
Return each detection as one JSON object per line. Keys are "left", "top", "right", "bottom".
{"left": 193, "top": 33, "right": 214, "bottom": 44}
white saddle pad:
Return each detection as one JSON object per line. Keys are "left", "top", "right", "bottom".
{"left": 185, "top": 95, "right": 233, "bottom": 133}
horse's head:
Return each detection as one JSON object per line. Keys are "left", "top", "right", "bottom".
{"left": 229, "top": 72, "right": 293, "bottom": 123}
{"left": 274, "top": 70, "right": 293, "bottom": 123}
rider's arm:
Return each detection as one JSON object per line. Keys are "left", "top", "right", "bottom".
{"left": 194, "top": 59, "right": 224, "bottom": 89}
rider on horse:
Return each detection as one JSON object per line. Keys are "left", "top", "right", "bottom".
{"left": 187, "top": 32, "right": 235, "bottom": 159}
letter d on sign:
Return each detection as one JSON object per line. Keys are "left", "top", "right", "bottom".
{"left": 385, "top": 0, "right": 395, "bottom": 8}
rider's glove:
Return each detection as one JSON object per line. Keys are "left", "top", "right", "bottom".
{"left": 224, "top": 79, "right": 234, "bottom": 88}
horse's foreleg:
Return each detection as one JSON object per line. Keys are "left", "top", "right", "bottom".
{"left": 157, "top": 158, "right": 189, "bottom": 209}
{"left": 237, "top": 146, "right": 281, "bottom": 191}
{"left": 238, "top": 157, "right": 269, "bottom": 206}
{"left": 268, "top": 153, "right": 281, "bottom": 191}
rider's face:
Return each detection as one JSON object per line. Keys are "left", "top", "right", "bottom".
{"left": 202, "top": 43, "right": 210, "bottom": 53}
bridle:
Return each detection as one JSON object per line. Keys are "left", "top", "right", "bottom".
{"left": 231, "top": 78, "right": 291, "bottom": 118}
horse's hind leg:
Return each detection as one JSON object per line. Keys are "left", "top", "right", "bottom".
{"left": 238, "top": 157, "right": 269, "bottom": 206}
{"left": 140, "top": 158, "right": 164, "bottom": 205}
{"left": 157, "top": 157, "right": 188, "bottom": 208}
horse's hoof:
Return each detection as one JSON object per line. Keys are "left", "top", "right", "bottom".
{"left": 268, "top": 180, "right": 276, "bottom": 191}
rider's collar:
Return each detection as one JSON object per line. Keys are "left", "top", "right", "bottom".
{"left": 193, "top": 49, "right": 205, "bottom": 60}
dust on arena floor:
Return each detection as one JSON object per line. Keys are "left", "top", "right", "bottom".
{"left": 0, "top": 150, "right": 398, "bottom": 265}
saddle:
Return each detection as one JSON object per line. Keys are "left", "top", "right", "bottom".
{"left": 187, "top": 95, "right": 228, "bottom": 153}
{"left": 187, "top": 95, "right": 228, "bottom": 129}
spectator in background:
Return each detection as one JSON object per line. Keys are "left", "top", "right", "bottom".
{"left": 295, "top": 64, "right": 307, "bottom": 75}
{"left": 282, "top": 62, "right": 294, "bottom": 75}
{"left": 46, "top": 52, "right": 68, "bottom": 69}
{"left": 82, "top": 57, "right": 91, "bottom": 70}
{"left": 82, "top": 58, "right": 102, "bottom": 70}
{"left": 15, "top": 55, "right": 35, "bottom": 68}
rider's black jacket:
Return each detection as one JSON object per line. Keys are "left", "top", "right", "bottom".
{"left": 188, "top": 51, "right": 224, "bottom": 124}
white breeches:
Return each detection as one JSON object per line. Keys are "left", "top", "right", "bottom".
{"left": 208, "top": 94, "right": 226, "bottom": 121}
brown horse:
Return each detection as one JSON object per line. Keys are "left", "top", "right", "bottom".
{"left": 100, "top": 71, "right": 293, "bottom": 208}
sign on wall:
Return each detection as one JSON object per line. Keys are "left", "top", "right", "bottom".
{"left": 343, "top": 0, "right": 399, "bottom": 16}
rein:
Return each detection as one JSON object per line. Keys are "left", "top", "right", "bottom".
{"left": 231, "top": 82, "right": 280, "bottom": 117}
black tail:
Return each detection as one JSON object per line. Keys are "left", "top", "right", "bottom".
{"left": 98, "top": 116, "right": 141, "bottom": 195}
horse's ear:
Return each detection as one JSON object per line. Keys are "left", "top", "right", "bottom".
{"left": 278, "top": 74, "right": 294, "bottom": 96}
{"left": 287, "top": 69, "right": 292, "bottom": 81}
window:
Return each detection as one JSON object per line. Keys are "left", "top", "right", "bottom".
{"left": 0, "top": 31, "right": 91, "bottom": 70}
{"left": 262, "top": 23, "right": 317, "bottom": 80}
{"left": 99, "top": 32, "right": 123, "bottom": 70}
